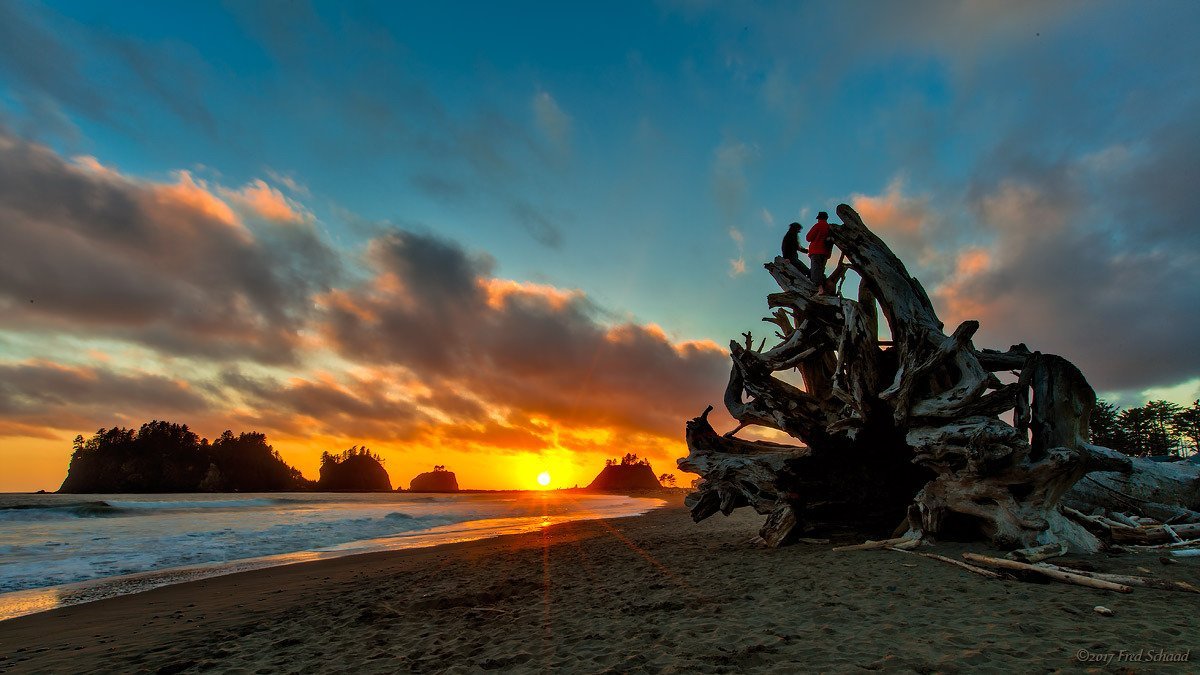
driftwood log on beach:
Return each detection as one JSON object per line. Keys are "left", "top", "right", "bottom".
{"left": 679, "top": 203, "right": 1200, "bottom": 552}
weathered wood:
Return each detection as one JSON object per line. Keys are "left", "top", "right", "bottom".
{"left": 1006, "top": 543, "right": 1068, "bottom": 563}
{"left": 890, "top": 548, "right": 1007, "bottom": 579}
{"left": 1035, "top": 562, "right": 1200, "bottom": 594}
{"left": 1108, "top": 512, "right": 1140, "bottom": 528}
{"left": 679, "top": 202, "right": 1200, "bottom": 552}
{"left": 1109, "top": 522, "right": 1200, "bottom": 545}
{"left": 961, "top": 553, "right": 1133, "bottom": 593}
{"left": 833, "top": 537, "right": 919, "bottom": 552}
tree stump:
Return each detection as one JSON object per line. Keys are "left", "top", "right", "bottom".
{"left": 678, "top": 203, "right": 1196, "bottom": 552}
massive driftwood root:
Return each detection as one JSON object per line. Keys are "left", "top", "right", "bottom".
{"left": 679, "top": 203, "right": 1199, "bottom": 552}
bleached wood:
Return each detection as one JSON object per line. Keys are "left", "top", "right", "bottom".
{"left": 961, "top": 553, "right": 1132, "bottom": 593}
{"left": 890, "top": 548, "right": 1006, "bottom": 580}
{"left": 679, "top": 203, "right": 1200, "bottom": 552}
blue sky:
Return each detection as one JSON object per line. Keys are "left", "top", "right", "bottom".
{"left": 1, "top": 1, "right": 1198, "bottom": 489}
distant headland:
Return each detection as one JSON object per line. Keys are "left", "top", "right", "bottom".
{"left": 54, "top": 419, "right": 684, "bottom": 495}
{"left": 409, "top": 465, "right": 459, "bottom": 492}
{"left": 59, "top": 421, "right": 392, "bottom": 493}
{"left": 586, "top": 454, "right": 674, "bottom": 491}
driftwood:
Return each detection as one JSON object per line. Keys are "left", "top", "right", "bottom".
{"left": 961, "top": 553, "right": 1133, "bottom": 593}
{"left": 679, "top": 203, "right": 1200, "bottom": 552}
{"left": 832, "top": 537, "right": 920, "bottom": 552}
{"left": 890, "top": 548, "right": 1006, "bottom": 580}
{"left": 1109, "top": 522, "right": 1200, "bottom": 545}
{"left": 1033, "top": 562, "right": 1200, "bottom": 594}
{"left": 1006, "top": 543, "right": 1068, "bottom": 563}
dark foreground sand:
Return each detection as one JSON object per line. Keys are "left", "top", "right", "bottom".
{"left": 1, "top": 501, "right": 1197, "bottom": 673}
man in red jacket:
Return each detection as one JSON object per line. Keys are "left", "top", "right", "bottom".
{"left": 805, "top": 211, "right": 833, "bottom": 293}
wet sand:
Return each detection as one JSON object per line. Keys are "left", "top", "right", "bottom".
{"left": 1, "top": 500, "right": 1197, "bottom": 673}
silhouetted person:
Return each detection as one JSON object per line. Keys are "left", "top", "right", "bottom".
{"left": 806, "top": 211, "right": 834, "bottom": 293}
{"left": 781, "top": 222, "right": 808, "bottom": 265}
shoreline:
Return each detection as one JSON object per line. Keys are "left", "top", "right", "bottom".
{"left": 0, "top": 493, "right": 666, "bottom": 622}
{"left": 2, "top": 502, "right": 1198, "bottom": 672}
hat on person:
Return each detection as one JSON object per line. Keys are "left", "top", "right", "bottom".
{"left": 816, "top": 211, "right": 828, "bottom": 220}
{"left": 788, "top": 221, "right": 802, "bottom": 229}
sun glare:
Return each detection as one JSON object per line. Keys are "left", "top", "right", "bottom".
{"left": 536, "top": 471, "right": 551, "bottom": 487}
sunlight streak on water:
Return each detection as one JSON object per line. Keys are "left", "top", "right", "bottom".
{"left": 0, "top": 492, "right": 663, "bottom": 621}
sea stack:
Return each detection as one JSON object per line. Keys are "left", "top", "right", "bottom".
{"left": 316, "top": 447, "right": 391, "bottom": 491}
{"left": 409, "top": 466, "right": 459, "bottom": 492}
{"left": 587, "top": 454, "right": 663, "bottom": 491}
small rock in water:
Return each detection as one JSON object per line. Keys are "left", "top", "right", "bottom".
{"left": 1093, "top": 606, "right": 1114, "bottom": 617}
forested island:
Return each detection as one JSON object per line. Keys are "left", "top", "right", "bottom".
{"left": 586, "top": 454, "right": 669, "bottom": 491}
{"left": 58, "top": 421, "right": 392, "bottom": 493}
{"left": 409, "top": 465, "right": 459, "bottom": 492}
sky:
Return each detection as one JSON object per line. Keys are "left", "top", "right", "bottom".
{"left": 1, "top": 0, "right": 1198, "bottom": 492}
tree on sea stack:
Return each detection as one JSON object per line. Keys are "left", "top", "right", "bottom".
{"left": 678, "top": 203, "right": 1200, "bottom": 552}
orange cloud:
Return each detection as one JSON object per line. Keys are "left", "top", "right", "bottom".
{"left": 151, "top": 170, "right": 241, "bottom": 228}
{"left": 482, "top": 278, "right": 583, "bottom": 311}
{"left": 954, "top": 247, "right": 991, "bottom": 276}
{"left": 220, "top": 179, "right": 311, "bottom": 224}
{"left": 850, "top": 178, "right": 928, "bottom": 237}
{"left": 933, "top": 247, "right": 993, "bottom": 320}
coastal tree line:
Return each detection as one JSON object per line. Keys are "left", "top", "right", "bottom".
{"left": 61, "top": 421, "right": 389, "bottom": 492}
{"left": 1091, "top": 399, "right": 1200, "bottom": 458}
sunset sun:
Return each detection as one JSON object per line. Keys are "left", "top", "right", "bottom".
{"left": 536, "top": 471, "right": 551, "bottom": 487}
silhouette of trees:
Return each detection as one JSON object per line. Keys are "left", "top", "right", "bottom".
{"left": 1092, "top": 399, "right": 1195, "bottom": 458}
{"left": 604, "top": 454, "right": 652, "bottom": 467}
{"left": 658, "top": 473, "right": 677, "bottom": 487}
{"left": 209, "top": 430, "right": 308, "bottom": 491}
{"left": 1089, "top": 400, "right": 1127, "bottom": 452}
{"left": 320, "top": 445, "right": 384, "bottom": 466}
{"left": 61, "top": 421, "right": 310, "bottom": 492}
{"left": 1177, "top": 401, "right": 1200, "bottom": 455}
{"left": 317, "top": 446, "right": 391, "bottom": 491}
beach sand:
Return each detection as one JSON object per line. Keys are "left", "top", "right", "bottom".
{"left": 1, "top": 499, "right": 1197, "bottom": 673}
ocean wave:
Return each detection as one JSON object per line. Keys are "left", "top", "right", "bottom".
{"left": 105, "top": 498, "right": 279, "bottom": 510}
{"left": 0, "top": 497, "right": 294, "bottom": 522}
{"left": 0, "top": 501, "right": 121, "bottom": 520}
{"left": 0, "top": 510, "right": 454, "bottom": 593}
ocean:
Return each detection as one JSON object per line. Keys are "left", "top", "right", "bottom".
{"left": 0, "top": 491, "right": 663, "bottom": 621}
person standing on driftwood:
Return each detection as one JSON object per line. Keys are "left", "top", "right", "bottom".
{"left": 806, "top": 211, "right": 834, "bottom": 294}
{"left": 781, "top": 221, "right": 809, "bottom": 271}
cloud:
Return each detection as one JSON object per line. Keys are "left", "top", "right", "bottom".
{"left": 532, "top": 90, "right": 571, "bottom": 152}
{"left": 849, "top": 178, "right": 938, "bottom": 266}
{"left": 0, "top": 3, "right": 111, "bottom": 122}
{"left": 0, "top": 2, "right": 217, "bottom": 136}
{"left": 728, "top": 257, "right": 746, "bottom": 277}
{"left": 0, "top": 130, "right": 338, "bottom": 362}
{"left": 0, "top": 360, "right": 210, "bottom": 434}
{"left": 931, "top": 132, "right": 1200, "bottom": 391}
{"left": 711, "top": 139, "right": 757, "bottom": 225}
{"left": 509, "top": 200, "right": 564, "bottom": 249}
{"left": 727, "top": 227, "right": 746, "bottom": 277}
{"left": 220, "top": 179, "right": 312, "bottom": 224}
{"left": 852, "top": 1, "right": 1086, "bottom": 61}
{"left": 318, "top": 229, "right": 730, "bottom": 438}
{"left": 265, "top": 169, "right": 310, "bottom": 197}
{"left": 219, "top": 367, "right": 432, "bottom": 442}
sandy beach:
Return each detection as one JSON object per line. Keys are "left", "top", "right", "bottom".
{"left": 1, "top": 499, "right": 1197, "bottom": 673}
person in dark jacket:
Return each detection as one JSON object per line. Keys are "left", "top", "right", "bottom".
{"left": 806, "top": 211, "right": 834, "bottom": 292}
{"left": 781, "top": 222, "right": 808, "bottom": 265}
